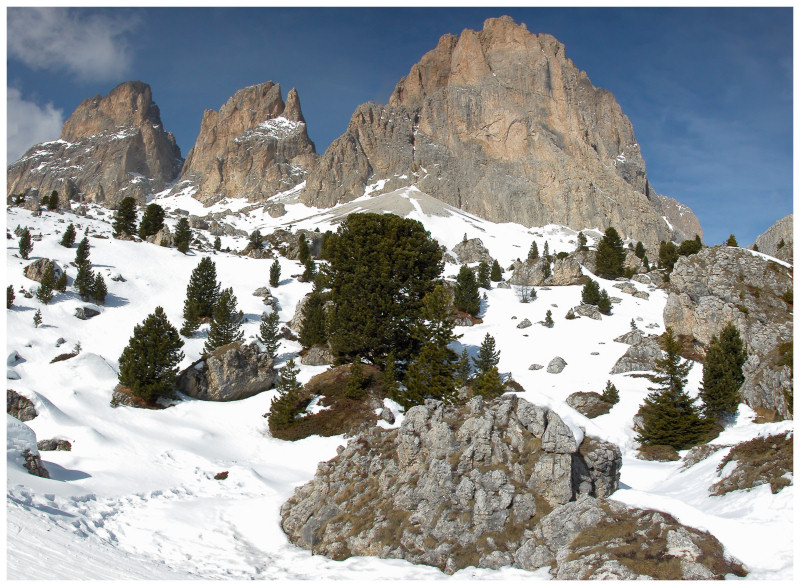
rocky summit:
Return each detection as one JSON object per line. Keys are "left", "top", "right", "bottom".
{"left": 7, "top": 81, "right": 182, "bottom": 208}
{"left": 752, "top": 214, "right": 793, "bottom": 265}
{"left": 280, "top": 395, "right": 744, "bottom": 578}
{"left": 300, "top": 16, "right": 701, "bottom": 249}
{"left": 173, "top": 82, "right": 318, "bottom": 205}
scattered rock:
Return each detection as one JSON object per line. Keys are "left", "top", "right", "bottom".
{"left": 529, "top": 364, "right": 544, "bottom": 371}
{"left": 301, "top": 344, "right": 335, "bottom": 366}
{"left": 252, "top": 286, "right": 272, "bottom": 298}
{"left": 7, "top": 389, "right": 37, "bottom": 421}
{"left": 111, "top": 274, "right": 126, "bottom": 282}
{"left": 496, "top": 281, "right": 511, "bottom": 289}
{"left": 547, "top": 356, "right": 567, "bottom": 374}
{"left": 37, "top": 439, "right": 72, "bottom": 451}
{"left": 148, "top": 225, "right": 173, "bottom": 247}
{"left": 452, "top": 237, "right": 493, "bottom": 264}
{"left": 75, "top": 306, "right": 101, "bottom": 320}
{"left": 566, "top": 392, "right": 612, "bottom": 418}
{"left": 7, "top": 415, "right": 50, "bottom": 478}
{"left": 516, "top": 318, "right": 532, "bottom": 329}
{"left": 613, "top": 329, "right": 644, "bottom": 345}
{"left": 571, "top": 304, "right": 602, "bottom": 320}
{"left": 613, "top": 282, "right": 638, "bottom": 295}
{"left": 23, "top": 258, "right": 63, "bottom": 283}
{"left": 176, "top": 341, "right": 275, "bottom": 401}
{"left": 265, "top": 202, "right": 286, "bottom": 217}
{"left": 632, "top": 290, "right": 650, "bottom": 299}
{"left": 55, "top": 338, "right": 67, "bottom": 347}
{"left": 631, "top": 274, "right": 652, "bottom": 285}
{"left": 610, "top": 336, "right": 662, "bottom": 374}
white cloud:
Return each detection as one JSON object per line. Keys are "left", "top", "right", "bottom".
{"left": 7, "top": 7, "right": 140, "bottom": 82}
{"left": 7, "top": 88, "right": 65, "bottom": 163}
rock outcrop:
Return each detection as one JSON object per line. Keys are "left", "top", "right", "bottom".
{"left": 176, "top": 341, "right": 275, "bottom": 401}
{"left": 7, "top": 81, "right": 182, "bottom": 208}
{"left": 610, "top": 335, "right": 663, "bottom": 374}
{"left": 7, "top": 389, "right": 37, "bottom": 422}
{"left": 7, "top": 415, "right": 49, "bottom": 478}
{"left": 566, "top": 392, "right": 612, "bottom": 418}
{"left": 175, "top": 82, "right": 318, "bottom": 205}
{"left": 452, "top": 237, "right": 492, "bottom": 264}
{"left": 280, "top": 396, "right": 742, "bottom": 578}
{"left": 752, "top": 214, "right": 793, "bottom": 264}
{"left": 300, "top": 16, "right": 700, "bottom": 249}
{"left": 510, "top": 256, "right": 583, "bottom": 287}
{"left": 23, "top": 258, "right": 63, "bottom": 283}
{"left": 663, "top": 246, "right": 793, "bottom": 418}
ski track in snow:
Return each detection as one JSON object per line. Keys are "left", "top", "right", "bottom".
{"left": 5, "top": 189, "right": 794, "bottom": 580}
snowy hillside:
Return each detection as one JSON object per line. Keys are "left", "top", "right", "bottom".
{"left": 5, "top": 189, "right": 793, "bottom": 580}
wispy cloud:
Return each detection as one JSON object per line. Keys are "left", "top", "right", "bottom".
{"left": 7, "top": 88, "right": 65, "bottom": 163}
{"left": 7, "top": 7, "right": 141, "bottom": 82}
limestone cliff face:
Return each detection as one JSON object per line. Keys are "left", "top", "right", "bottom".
{"left": 7, "top": 81, "right": 182, "bottom": 208}
{"left": 175, "top": 82, "right": 318, "bottom": 204}
{"left": 301, "top": 16, "right": 700, "bottom": 248}
{"left": 752, "top": 214, "right": 793, "bottom": 264}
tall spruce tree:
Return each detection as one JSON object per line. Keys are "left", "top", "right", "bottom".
{"left": 174, "top": 218, "right": 192, "bottom": 253}
{"left": 92, "top": 273, "right": 108, "bottom": 304}
{"left": 595, "top": 226, "right": 626, "bottom": 278}
{"left": 454, "top": 265, "right": 480, "bottom": 316}
{"left": 60, "top": 224, "right": 76, "bottom": 248}
{"left": 112, "top": 197, "right": 138, "bottom": 238}
{"left": 401, "top": 285, "right": 460, "bottom": 407}
{"left": 138, "top": 203, "right": 165, "bottom": 239}
{"left": 269, "top": 358, "right": 303, "bottom": 430}
{"left": 490, "top": 259, "right": 503, "bottom": 282}
{"left": 181, "top": 257, "right": 221, "bottom": 336}
{"left": 299, "top": 292, "right": 327, "bottom": 347}
{"left": 700, "top": 323, "right": 746, "bottom": 423}
{"left": 36, "top": 264, "right": 56, "bottom": 304}
{"left": 581, "top": 278, "right": 601, "bottom": 305}
{"left": 75, "top": 237, "right": 90, "bottom": 267}
{"left": 269, "top": 258, "right": 281, "bottom": 287}
{"left": 74, "top": 262, "right": 95, "bottom": 300}
{"left": 258, "top": 311, "right": 281, "bottom": 361}
{"left": 636, "top": 328, "right": 707, "bottom": 450}
{"left": 658, "top": 241, "right": 679, "bottom": 272}
{"left": 477, "top": 261, "right": 491, "bottom": 289}
{"left": 528, "top": 241, "right": 539, "bottom": 260}
{"left": 118, "top": 306, "right": 184, "bottom": 403}
{"left": 203, "top": 288, "right": 244, "bottom": 354}
{"left": 473, "top": 333, "right": 500, "bottom": 375}
{"left": 18, "top": 228, "right": 33, "bottom": 260}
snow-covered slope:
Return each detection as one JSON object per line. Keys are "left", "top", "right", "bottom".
{"left": 5, "top": 191, "right": 793, "bottom": 580}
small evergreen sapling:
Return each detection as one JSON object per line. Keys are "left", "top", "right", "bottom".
{"left": 174, "top": 218, "right": 192, "bottom": 253}
{"left": 35, "top": 264, "right": 56, "bottom": 304}
{"left": 203, "top": 288, "right": 244, "bottom": 354}
{"left": 631, "top": 318, "right": 638, "bottom": 331}
{"left": 477, "top": 261, "right": 491, "bottom": 289}
{"left": 472, "top": 333, "right": 504, "bottom": 398}
{"left": 490, "top": 259, "right": 503, "bottom": 282}
{"left": 597, "top": 290, "right": 612, "bottom": 315}
{"left": 544, "top": 309, "right": 554, "bottom": 327}
{"left": 117, "top": 306, "right": 184, "bottom": 403}
{"left": 7, "top": 285, "right": 14, "bottom": 309}
{"left": 726, "top": 234, "right": 738, "bottom": 247}
{"left": 269, "top": 258, "right": 281, "bottom": 288}
{"left": 600, "top": 380, "right": 620, "bottom": 404}
{"left": 60, "top": 224, "right": 76, "bottom": 248}
{"left": 75, "top": 237, "right": 90, "bottom": 267}
{"left": 269, "top": 358, "right": 303, "bottom": 429}
{"left": 92, "top": 273, "right": 108, "bottom": 304}
{"left": 345, "top": 357, "right": 366, "bottom": 399}
{"left": 18, "top": 228, "right": 33, "bottom": 260}
{"left": 528, "top": 241, "right": 539, "bottom": 260}
{"left": 214, "top": 237, "right": 221, "bottom": 251}
{"left": 577, "top": 232, "right": 588, "bottom": 251}
{"left": 112, "top": 197, "right": 138, "bottom": 238}
{"left": 581, "top": 279, "right": 601, "bottom": 305}
{"left": 258, "top": 311, "right": 281, "bottom": 361}
{"left": 33, "top": 309, "right": 42, "bottom": 328}
{"left": 455, "top": 348, "right": 472, "bottom": 388}
{"left": 454, "top": 264, "right": 480, "bottom": 316}
{"left": 55, "top": 271, "right": 68, "bottom": 293}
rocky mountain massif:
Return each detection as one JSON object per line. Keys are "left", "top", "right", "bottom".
{"left": 7, "top": 81, "right": 182, "bottom": 208}
{"left": 752, "top": 214, "right": 793, "bottom": 265}
{"left": 281, "top": 396, "right": 745, "bottom": 579}
{"left": 300, "top": 16, "right": 701, "bottom": 248}
{"left": 9, "top": 16, "right": 701, "bottom": 250}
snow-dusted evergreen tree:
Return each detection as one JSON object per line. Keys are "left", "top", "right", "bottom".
{"left": 181, "top": 257, "right": 221, "bottom": 336}
{"left": 203, "top": 288, "right": 244, "bottom": 354}
{"left": 60, "top": 223, "right": 76, "bottom": 248}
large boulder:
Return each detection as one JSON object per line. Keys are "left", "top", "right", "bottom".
{"left": 663, "top": 246, "right": 793, "bottom": 418}
{"left": 176, "top": 342, "right": 275, "bottom": 401}
{"left": 23, "top": 258, "right": 63, "bottom": 283}
{"left": 7, "top": 389, "right": 37, "bottom": 422}
{"left": 301, "top": 344, "right": 334, "bottom": 366}
{"left": 610, "top": 336, "right": 662, "bottom": 374}
{"left": 452, "top": 237, "right": 492, "bottom": 265}
{"left": 7, "top": 414, "right": 49, "bottom": 478}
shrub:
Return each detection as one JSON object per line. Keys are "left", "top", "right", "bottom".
{"left": 600, "top": 380, "right": 620, "bottom": 404}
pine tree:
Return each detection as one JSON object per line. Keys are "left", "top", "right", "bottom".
{"left": 60, "top": 224, "right": 76, "bottom": 248}
{"left": 472, "top": 366, "right": 504, "bottom": 398}
{"left": 181, "top": 257, "right": 221, "bottom": 336}
{"left": 658, "top": 241, "right": 679, "bottom": 272}
{"left": 203, "top": 288, "right": 244, "bottom": 354}
{"left": 47, "top": 191, "right": 59, "bottom": 211}
{"left": 75, "top": 237, "right": 90, "bottom": 267}
{"left": 473, "top": 333, "right": 500, "bottom": 375}
{"left": 269, "top": 258, "right": 281, "bottom": 287}
{"left": 33, "top": 309, "right": 42, "bottom": 328}
{"left": 269, "top": 358, "right": 303, "bottom": 429}
{"left": 35, "top": 264, "right": 56, "bottom": 304}
{"left": 581, "top": 278, "right": 601, "bottom": 305}
{"left": 726, "top": 234, "right": 738, "bottom": 247}
{"left": 453, "top": 264, "right": 480, "bottom": 316}
{"left": 18, "top": 228, "right": 33, "bottom": 259}
{"left": 112, "top": 197, "right": 138, "bottom": 238}
{"left": 600, "top": 380, "right": 620, "bottom": 404}
{"left": 118, "top": 306, "right": 185, "bottom": 403}
{"left": 258, "top": 311, "right": 281, "bottom": 361}
{"left": 543, "top": 241, "right": 550, "bottom": 260}
{"left": 544, "top": 309, "right": 554, "bottom": 327}
{"left": 7, "top": 285, "right": 14, "bottom": 309}
{"left": 248, "top": 229, "right": 262, "bottom": 250}
{"left": 300, "top": 292, "right": 327, "bottom": 347}
{"left": 297, "top": 234, "right": 311, "bottom": 266}
{"left": 174, "top": 218, "right": 192, "bottom": 253}
{"left": 383, "top": 351, "right": 400, "bottom": 400}
{"left": 631, "top": 318, "right": 638, "bottom": 330}
{"left": 528, "top": 241, "right": 539, "bottom": 260}
{"left": 597, "top": 289, "right": 612, "bottom": 315}
{"left": 75, "top": 262, "right": 95, "bottom": 300}
{"left": 455, "top": 348, "right": 472, "bottom": 388}
{"left": 542, "top": 258, "right": 551, "bottom": 279}
{"left": 678, "top": 237, "right": 702, "bottom": 257}
{"left": 214, "top": 237, "right": 221, "bottom": 251}
{"left": 138, "top": 203, "right": 165, "bottom": 239}
{"left": 476, "top": 261, "right": 491, "bottom": 289}
{"left": 636, "top": 328, "right": 706, "bottom": 450}
{"left": 55, "top": 271, "right": 67, "bottom": 292}
{"left": 401, "top": 285, "right": 460, "bottom": 407}
{"left": 92, "top": 273, "right": 108, "bottom": 304}
{"left": 345, "top": 357, "right": 366, "bottom": 399}
{"left": 700, "top": 323, "right": 746, "bottom": 423}
{"left": 490, "top": 259, "right": 503, "bottom": 282}
{"left": 595, "top": 226, "right": 625, "bottom": 278}
{"left": 634, "top": 241, "right": 646, "bottom": 260}
{"left": 577, "top": 232, "right": 588, "bottom": 251}
{"left": 301, "top": 258, "right": 316, "bottom": 282}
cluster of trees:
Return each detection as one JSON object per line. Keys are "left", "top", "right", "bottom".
{"left": 581, "top": 278, "right": 611, "bottom": 314}
{"left": 112, "top": 197, "right": 191, "bottom": 252}
{"left": 636, "top": 324, "right": 746, "bottom": 451}
{"left": 658, "top": 234, "right": 703, "bottom": 273}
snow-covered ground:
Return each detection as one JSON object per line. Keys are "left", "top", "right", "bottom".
{"left": 5, "top": 189, "right": 794, "bottom": 580}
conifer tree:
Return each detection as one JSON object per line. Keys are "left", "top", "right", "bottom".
{"left": 577, "top": 232, "right": 588, "bottom": 251}
{"left": 249, "top": 229, "right": 262, "bottom": 250}
{"left": 636, "top": 328, "right": 706, "bottom": 450}
{"left": 258, "top": 311, "right": 281, "bottom": 361}
{"left": 472, "top": 366, "right": 504, "bottom": 398}
{"left": 383, "top": 351, "right": 400, "bottom": 400}
{"left": 401, "top": 285, "right": 460, "bottom": 407}
{"left": 60, "top": 224, "right": 76, "bottom": 248}
{"left": 7, "top": 285, "right": 15, "bottom": 309}
{"left": 18, "top": 228, "right": 33, "bottom": 260}
{"left": 597, "top": 289, "right": 612, "bottom": 315}
{"left": 542, "top": 259, "right": 551, "bottom": 279}
{"left": 55, "top": 271, "right": 67, "bottom": 293}
{"left": 47, "top": 191, "right": 59, "bottom": 210}
{"left": 138, "top": 203, "right": 165, "bottom": 239}
{"left": 269, "top": 358, "right": 303, "bottom": 429}
{"left": 581, "top": 278, "right": 601, "bottom": 305}
{"left": 477, "top": 260, "right": 491, "bottom": 289}
{"left": 700, "top": 323, "right": 746, "bottom": 423}
{"left": 214, "top": 237, "right": 221, "bottom": 251}
{"left": 36, "top": 264, "right": 56, "bottom": 304}
{"left": 117, "top": 306, "right": 184, "bottom": 403}
{"left": 174, "top": 218, "right": 192, "bottom": 253}
{"left": 454, "top": 264, "right": 480, "bottom": 316}
{"left": 634, "top": 241, "right": 646, "bottom": 260}
{"left": 112, "top": 197, "right": 137, "bottom": 238}
{"left": 75, "top": 237, "right": 90, "bottom": 267}
{"left": 181, "top": 257, "right": 221, "bottom": 336}
{"left": 658, "top": 241, "right": 679, "bottom": 272}
{"left": 297, "top": 234, "right": 311, "bottom": 266}
{"left": 203, "top": 288, "right": 244, "bottom": 354}
{"left": 92, "top": 273, "right": 108, "bottom": 304}
{"left": 678, "top": 237, "right": 702, "bottom": 257}
{"left": 544, "top": 309, "right": 554, "bottom": 327}
{"left": 301, "top": 258, "right": 316, "bottom": 282}
{"left": 269, "top": 258, "right": 281, "bottom": 288}
{"left": 300, "top": 292, "right": 327, "bottom": 347}
{"left": 490, "top": 259, "right": 503, "bottom": 282}
{"left": 455, "top": 348, "right": 472, "bottom": 388}
{"left": 33, "top": 309, "right": 42, "bottom": 328}
{"left": 75, "top": 262, "right": 95, "bottom": 300}
{"left": 595, "top": 226, "right": 625, "bottom": 278}
{"left": 473, "top": 333, "right": 500, "bottom": 375}
{"left": 345, "top": 357, "right": 366, "bottom": 399}
{"left": 528, "top": 241, "right": 539, "bottom": 260}
{"left": 631, "top": 318, "right": 638, "bottom": 330}
{"left": 726, "top": 234, "right": 738, "bottom": 247}
{"left": 543, "top": 241, "right": 550, "bottom": 260}
{"left": 600, "top": 380, "right": 620, "bottom": 404}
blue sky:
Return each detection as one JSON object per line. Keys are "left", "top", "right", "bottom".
{"left": 6, "top": 6, "right": 792, "bottom": 246}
